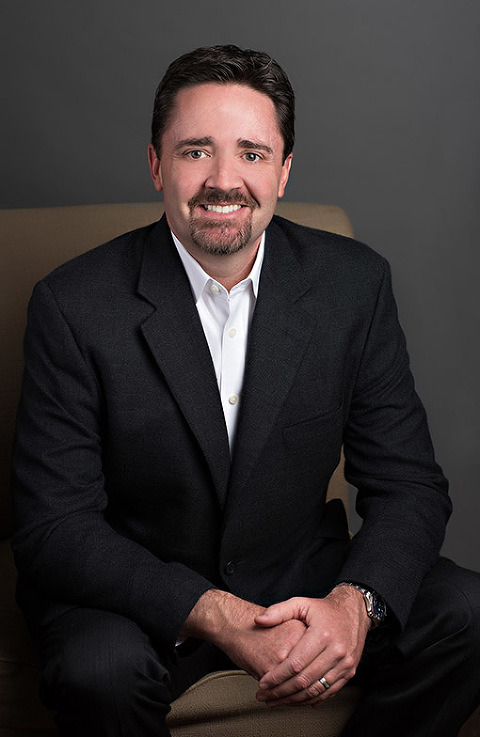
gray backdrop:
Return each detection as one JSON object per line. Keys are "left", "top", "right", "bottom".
{"left": 2, "top": 1, "right": 479, "bottom": 570}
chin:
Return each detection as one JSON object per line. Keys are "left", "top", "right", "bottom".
{"left": 190, "top": 222, "right": 253, "bottom": 256}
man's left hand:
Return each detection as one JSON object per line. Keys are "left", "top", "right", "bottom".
{"left": 254, "top": 586, "right": 370, "bottom": 707}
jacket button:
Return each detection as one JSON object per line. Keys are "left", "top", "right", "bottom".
{"left": 224, "top": 561, "right": 236, "bottom": 576}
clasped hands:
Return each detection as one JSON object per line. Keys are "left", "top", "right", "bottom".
{"left": 183, "top": 586, "right": 370, "bottom": 708}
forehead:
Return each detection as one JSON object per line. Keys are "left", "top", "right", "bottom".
{"left": 164, "top": 82, "right": 283, "bottom": 147}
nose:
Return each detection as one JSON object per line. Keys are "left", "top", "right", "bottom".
{"left": 204, "top": 154, "right": 243, "bottom": 192}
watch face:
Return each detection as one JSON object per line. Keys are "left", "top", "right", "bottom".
{"left": 373, "top": 596, "right": 387, "bottom": 621}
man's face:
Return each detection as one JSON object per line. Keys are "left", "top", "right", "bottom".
{"left": 148, "top": 83, "right": 292, "bottom": 260}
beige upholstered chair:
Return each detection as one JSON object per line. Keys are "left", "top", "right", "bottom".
{"left": 0, "top": 202, "right": 362, "bottom": 736}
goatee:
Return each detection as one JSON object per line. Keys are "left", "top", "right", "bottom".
{"left": 188, "top": 189, "right": 257, "bottom": 256}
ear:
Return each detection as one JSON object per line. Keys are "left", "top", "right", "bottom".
{"left": 277, "top": 153, "right": 293, "bottom": 198}
{"left": 148, "top": 143, "right": 163, "bottom": 192}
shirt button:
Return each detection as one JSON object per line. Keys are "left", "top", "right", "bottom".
{"left": 229, "top": 394, "right": 238, "bottom": 405}
{"left": 224, "top": 561, "right": 236, "bottom": 575}
{"left": 209, "top": 283, "right": 220, "bottom": 294}
{"left": 228, "top": 327, "right": 237, "bottom": 338}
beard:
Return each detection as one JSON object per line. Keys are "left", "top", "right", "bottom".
{"left": 187, "top": 189, "right": 257, "bottom": 256}
{"left": 189, "top": 217, "right": 253, "bottom": 256}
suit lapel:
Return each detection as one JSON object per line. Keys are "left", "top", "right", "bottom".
{"left": 137, "top": 217, "right": 231, "bottom": 505}
{"left": 228, "top": 219, "right": 316, "bottom": 502}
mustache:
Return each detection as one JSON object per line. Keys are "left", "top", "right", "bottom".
{"left": 188, "top": 189, "right": 258, "bottom": 210}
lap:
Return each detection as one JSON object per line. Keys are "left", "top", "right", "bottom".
{"left": 33, "top": 557, "right": 480, "bottom": 728}
{"left": 36, "top": 606, "right": 234, "bottom": 710}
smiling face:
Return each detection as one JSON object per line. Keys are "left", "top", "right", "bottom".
{"left": 148, "top": 83, "right": 292, "bottom": 264}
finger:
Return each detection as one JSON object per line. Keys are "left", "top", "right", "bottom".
{"left": 258, "top": 630, "right": 355, "bottom": 702}
{"left": 259, "top": 651, "right": 354, "bottom": 702}
{"left": 257, "top": 668, "right": 332, "bottom": 704}
{"left": 258, "top": 626, "right": 325, "bottom": 690}
{"left": 258, "top": 675, "right": 348, "bottom": 708}
{"left": 255, "top": 598, "right": 304, "bottom": 627}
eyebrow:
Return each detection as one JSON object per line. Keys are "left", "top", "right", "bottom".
{"left": 175, "top": 137, "right": 214, "bottom": 151}
{"left": 238, "top": 139, "right": 273, "bottom": 155}
{"left": 174, "top": 137, "right": 274, "bottom": 156}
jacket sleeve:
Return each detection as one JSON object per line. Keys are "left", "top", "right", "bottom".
{"left": 336, "top": 258, "right": 452, "bottom": 629}
{"left": 11, "top": 279, "right": 213, "bottom": 649}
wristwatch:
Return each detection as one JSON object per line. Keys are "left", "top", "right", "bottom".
{"left": 338, "top": 582, "right": 387, "bottom": 628}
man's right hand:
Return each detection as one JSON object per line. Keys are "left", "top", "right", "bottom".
{"left": 181, "top": 589, "right": 307, "bottom": 680}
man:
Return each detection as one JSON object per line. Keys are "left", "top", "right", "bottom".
{"left": 12, "top": 44, "right": 480, "bottom": 736}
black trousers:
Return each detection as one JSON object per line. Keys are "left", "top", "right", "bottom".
{"left": 35, "top": 558, "right": 480, "bottom": 737}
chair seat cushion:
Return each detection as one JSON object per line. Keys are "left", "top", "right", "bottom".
{"left": 167, "top": 669, "right": 361, "bottom": 736}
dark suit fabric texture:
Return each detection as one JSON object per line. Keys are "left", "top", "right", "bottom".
{"left": 12, "top": 214, "right": 452, "bottom": 646}
{"left": 12, "top": 215, "right": 480, "bottom": 735}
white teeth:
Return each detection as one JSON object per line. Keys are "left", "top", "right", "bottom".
{"left": 204, "top": 204, "right": 242, "bottom": 213}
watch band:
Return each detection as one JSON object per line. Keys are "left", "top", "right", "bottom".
{"left": 337, "top": 582, "right": 387, "bottom": 627}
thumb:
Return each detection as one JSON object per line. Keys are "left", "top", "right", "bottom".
{"left": 255, "top": 598, "right": 303, "bottom": 626}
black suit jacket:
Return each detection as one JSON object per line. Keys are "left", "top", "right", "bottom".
{"left": 12, "top": 215, "right": 451, "bottom": 648}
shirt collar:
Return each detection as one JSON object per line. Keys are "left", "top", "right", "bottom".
{"left": 171, "top": 230, "right": 265, "bottom": 303}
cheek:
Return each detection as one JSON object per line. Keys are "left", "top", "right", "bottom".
{"left": 240, "top": 169, "right": 266, "bottom": 195}
{"left": 163, "top": 172, "right": 193, "bottom": 209}
{"left": 252, "top": 175, "right": 284, "bottom": 205}
{"left": 174, "top": 167, "right": 207, "bottom": 201}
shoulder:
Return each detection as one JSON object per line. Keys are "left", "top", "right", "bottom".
{"left": 268, "top": 214, "right": 389, "bottom": 283}
{"left": 27, "top": 221, "right": 163, "bottom": 323}
{"left": 33, "top": 221, "right": 167, "bottom": 310}
{"left": 43, "top": 222, "right": 156, "bottom": 290}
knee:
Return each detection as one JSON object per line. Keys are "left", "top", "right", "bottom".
{"left": 67, "top": 643, "right": 163, "bottom": 707}
{"left": 42, "top": 617, "right": 172, "bottom": 715}
{"left": 397, "top": 559, "right": 480, "bottom": 659}
{"left": 421, "top": 560, "right": 480, "bottom": 645}
{"left": 449, "top": 563, "right": 480, "bottom": 654}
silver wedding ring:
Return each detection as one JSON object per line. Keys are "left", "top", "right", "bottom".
{"left": 319, "top": 676, "right": 330, "bottom": 690}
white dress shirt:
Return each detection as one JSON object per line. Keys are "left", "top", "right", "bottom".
{"left": 171, "top": 231, "right": 265, "bottom": 450}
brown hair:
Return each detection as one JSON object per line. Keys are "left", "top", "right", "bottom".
{"left": 151, "top": 45, "right": 295, "bottom": 162}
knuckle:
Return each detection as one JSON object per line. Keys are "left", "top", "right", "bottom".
{"left": 320, "top": 626, "right": 333, "bottom": 641}
{"left": 295, "top": 672, "right": 311, "bottom": 691}
{"left": 268, "top": 673, "right": 282, "bottom": 687}
{"left": 277, "top": 645, "right": 291, "bottom": 661}
{"left": 291, "top": 597, "right": 309, "bottom": 619}
{"left": 306, "top": 683, "right": 323, "bottom": 699}
{"left": 331, "top": 642, "right": 348, "bottom": 661}
{"left": 288, "top": 655, "right": 305, "bottom": 675}
{"left": 291, "top": 596, "right": 305, "bottom": 606}
{"left": 345, "top": 663, "right": 357, "bottom": 681}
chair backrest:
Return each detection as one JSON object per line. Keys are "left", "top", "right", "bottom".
{"left": 0, "top": 202, "right": 353, "bottom": 538}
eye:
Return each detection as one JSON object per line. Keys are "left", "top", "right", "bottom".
{"left": 187, "top": 150, "right": 207, "bottom": 160}
{"left": 243, "top": 152, "right": 261, "bottom": 162}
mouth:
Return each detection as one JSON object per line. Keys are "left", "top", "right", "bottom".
{"left": 201, "top": 204, "right": 244, "bottom": 214}
{"left": 188, "top": 190, "right": 256, "bottom": 217}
